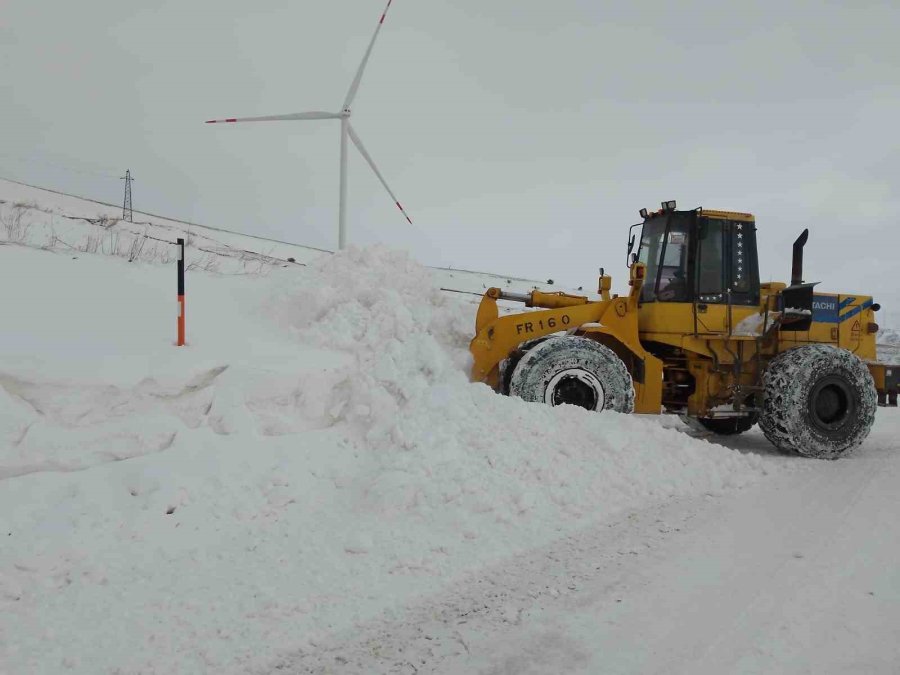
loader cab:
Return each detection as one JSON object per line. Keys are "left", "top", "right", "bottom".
{"left": 634, "top": 205, "right": 760, "bottom": 308}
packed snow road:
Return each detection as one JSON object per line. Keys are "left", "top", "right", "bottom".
{"left": 274, "top": 413, "right": 900, "bottom": 675}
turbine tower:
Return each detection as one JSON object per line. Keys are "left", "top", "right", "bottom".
{"left": 206, "top": 0, "right": 411, "bottom": 250}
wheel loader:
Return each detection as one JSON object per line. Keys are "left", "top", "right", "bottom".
{"left": 469, "top": 201, "right": 898, "bottom": 459}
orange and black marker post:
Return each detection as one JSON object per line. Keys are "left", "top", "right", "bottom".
{"left": 177, "top": 237, "right": 185, "bottom": 346}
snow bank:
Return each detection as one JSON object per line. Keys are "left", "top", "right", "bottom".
{"left": 270, "top": 246, "right": 770, "bottom": 518}
{"left": 269, "top": 247, "right": 472, "bottom": 438}
{"left": 0, "top": 243, "right": 777, "bottom": 673}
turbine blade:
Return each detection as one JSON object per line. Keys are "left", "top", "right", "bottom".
{"left": 342, "top": 0, "right": 394, "bottom": 110}
{"left": 205, "top": 111, "right": 341, "bottom": 124}
{"left": 347, "top": 123, "right": 412, "bottom": 225}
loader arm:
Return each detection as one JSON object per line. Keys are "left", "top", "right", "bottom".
{"left": 470, "top": 293, "right": 614, "bottom": 388}
{"left": 469, "top": 264, "right": 663, "bottom": 413}
{"left": 470, "top": 269, "right": 644, "bottom": 384}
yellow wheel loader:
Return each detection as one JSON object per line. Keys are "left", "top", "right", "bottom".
{"left": 469, "top": 201, "right": 897, "bottom": 459}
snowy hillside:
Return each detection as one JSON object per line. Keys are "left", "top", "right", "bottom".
{"left": 0, "top": 178, "right": 561, "bottom": 298}
{"left": 1, "top": 180, "right": 898, "bottom": 674}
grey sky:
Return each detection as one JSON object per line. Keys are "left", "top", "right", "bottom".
{"left": 3, "top": 0, "right": 899, "bottom": 320}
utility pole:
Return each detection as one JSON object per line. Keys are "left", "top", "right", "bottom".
{"left": 176, "top": 238, "right": 185, "bottom": 346}
{"left": 121, "top": 170, "right": 134, "bottom": 222}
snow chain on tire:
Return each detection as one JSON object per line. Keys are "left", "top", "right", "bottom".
{"left": 508, "top": 336, "right": 635, "bottom": 413}
{"left": 499, "top": 336, "right": 558, "bottom": 395}
{"left": 759, "top": 344, "right": 877, "bottom": 459}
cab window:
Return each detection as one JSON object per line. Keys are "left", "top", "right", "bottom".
{"left": 637, "top": 220, "right": 665, "bottom": 302}
{"left": 697, "top": 219, "right": 725, "bottom": 302}
{"left": 637, "top": 216, "right": 691, "bottom": 303}
{"left": 695, "top": 217, "right": 759, "bottom": 305}
{"left": 656, "top": 221, "right": 690, "bottom": 302}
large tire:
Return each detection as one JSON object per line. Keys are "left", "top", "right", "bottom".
{"left": 508, "top": 336, "right": 634, "bottom": 413}
{"left": 499, "top": 336, "right": 557, "bottom": 395}
{"left": 683, "top": 414, "right": 758, "bottom": 435}
{"left": 759, "top": 345, "right": 877, "bottom": 459}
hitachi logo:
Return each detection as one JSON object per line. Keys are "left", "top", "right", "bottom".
{"left": 813, "top": 300, "right": 836, "bottom": 311}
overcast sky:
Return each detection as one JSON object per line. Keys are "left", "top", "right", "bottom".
{"left": 3, "top": 0, "right": 899, "bottom": 321}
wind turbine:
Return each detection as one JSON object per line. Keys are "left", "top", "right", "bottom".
{"left": 206, "top": 0, "right": 412, "bottom": 250}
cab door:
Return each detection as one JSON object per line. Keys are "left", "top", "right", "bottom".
{"left": 694, "top": 216, "right": 728, "bottom": 333}
{"left": 692, "top": 216, "right": 761, "bottom": 335}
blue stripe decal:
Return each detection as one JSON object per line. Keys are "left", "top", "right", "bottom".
{"left": 839, "top": 300, "right": 873, "bottom": 323}
{"left": 839, "top": 296, "right": 857, "bottom": 310}
{"left": 812, "top": 295, "right": 840, "bottom": 323}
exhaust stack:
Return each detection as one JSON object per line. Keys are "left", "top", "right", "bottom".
{"left": 791, "top": 228, "right": 809, "bottom": 286}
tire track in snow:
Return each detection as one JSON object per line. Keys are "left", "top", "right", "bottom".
{"left": 684, "top": 440, "right": 900, "bottom": 673}
{"left": 260, "top": 418, "right": 900, "bottom": 675}
{"left": 460, "top": 423, "right": 900, "bottom": 675}
{"left": 255, "top": 493, "right": 734, "bottom": 674}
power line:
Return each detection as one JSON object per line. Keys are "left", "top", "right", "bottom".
{"left": 0, "top": 152, "right": 121, "bottom": 180}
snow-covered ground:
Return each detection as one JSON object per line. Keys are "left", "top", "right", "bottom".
{"left": 272, "top": 419, "right": 900, "bottom": 675}
{"left": 1, "top": 179, "right": 898, "bottom": 674}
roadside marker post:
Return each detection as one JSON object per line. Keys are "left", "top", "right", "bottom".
{"left": 177, "top": 238, "right": 185, "bottom": 346}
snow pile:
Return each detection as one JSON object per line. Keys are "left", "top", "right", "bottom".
{"left": 271, "top": 246, "right": 473, "bottom": 441}
{"left": 0, "top": 242, "right": 778, "bottom": 673}
{"left": 274, "top": 247, "right": 770, "bottom": 513}
{"left": 732, "top": 311, "right": 782, "bottom": 337}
